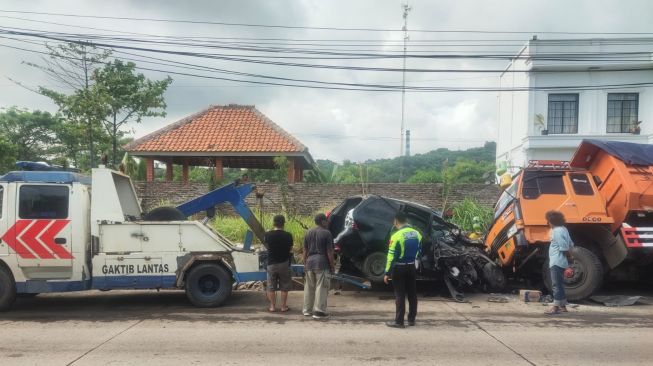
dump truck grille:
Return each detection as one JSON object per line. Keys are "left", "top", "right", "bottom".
{"left": 490, "top": 224, "right": 512, "bottom": 255}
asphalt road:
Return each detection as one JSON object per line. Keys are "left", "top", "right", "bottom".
{"left": 0, "top": 288, "right": 652, "bottom": 365}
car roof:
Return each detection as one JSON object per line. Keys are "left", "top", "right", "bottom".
{"left": 352, "top": 194, "right": 441, "bottom": 215}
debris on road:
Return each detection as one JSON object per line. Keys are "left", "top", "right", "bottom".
{"left": 234, "top": 281, "right": 266, "bottom": 291}
{"left": 487, "top": 295, "right": 510, "bottom": 303}
{"left": 519, "top": 290, "right": 542, "bottom": 303}
{"left": 590, "top": 295, "right": 646, "bottom": 307}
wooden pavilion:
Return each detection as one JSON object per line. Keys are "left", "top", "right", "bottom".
{"left": 124, "top": 104, "right": 314, "bottom": 183}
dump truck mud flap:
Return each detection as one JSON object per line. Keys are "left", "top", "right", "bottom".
{"left": 581, "top": 225, "right": 628, "bottom": 269}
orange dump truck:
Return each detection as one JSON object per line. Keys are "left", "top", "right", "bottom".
{"left": 485, "top": 140, "right": 653, "bottom": 300}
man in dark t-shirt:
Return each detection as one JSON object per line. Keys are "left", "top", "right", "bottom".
{"left": 264, "top": 215, "right": 294, "bottom": 312}
{"left": 302, "top": 213, "right": 335, "bottom": 320}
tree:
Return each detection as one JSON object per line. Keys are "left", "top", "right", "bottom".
{"left": 0, "top": 134, "right": 17, "bottom": 173}
{"left": 121, "top": 153, "right": 138, "bottom": 177}
{"left": 407, "top": 169, "right": 441, "bottom": 183}
{"left": 0, "top": 107, "right": 58, "bottom": 162}
{"left": 92, "top": 60, "right": 172, "bottom": 167}
{"left": 25, "top": 42, "right": 113, "bottom": 169}
{"left": 134, "top": 158, "right": 147, "bottom": 181}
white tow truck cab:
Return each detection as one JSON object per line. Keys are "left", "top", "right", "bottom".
{"left": 0, "top": 166, "right": 264, "bottom": 311}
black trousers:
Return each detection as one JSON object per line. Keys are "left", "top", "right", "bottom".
{"left": 392, "top": 265, "right": 417, "bottom": 324}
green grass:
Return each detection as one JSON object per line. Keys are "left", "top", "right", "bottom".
{"left": 450, "top": 198, "right": 494, "bottom": 232}
{"left": 211, "top": 213, "right": 314, "bottom": 256}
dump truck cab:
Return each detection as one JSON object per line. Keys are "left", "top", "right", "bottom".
{"left": 486, "top": 160, "right": 615, "bottom": 300}
{"left": 487, "top": 140, "right": 653, "bottom": 300}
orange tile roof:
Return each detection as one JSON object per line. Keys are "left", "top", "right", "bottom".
{"left": 125, "top": 105, "right": 308, "bottom": 154}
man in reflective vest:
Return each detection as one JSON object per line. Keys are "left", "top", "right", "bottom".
{"left": 384, "top": 211, "right": 422, "bottom": 328}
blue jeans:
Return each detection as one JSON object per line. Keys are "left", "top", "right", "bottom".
{"left": 550, "top": 265, "right": 567, "bottom": 307}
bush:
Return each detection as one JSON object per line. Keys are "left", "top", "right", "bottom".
{"left": 450, "top": 198, "right": 493, "bottom": 233}
{"left": 211, "top": 213, "right": 314, "bottom": 257}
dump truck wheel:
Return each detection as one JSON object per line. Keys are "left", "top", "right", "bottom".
{"left": 362, "top": 252, "right": 387, "bottom": 284}
{"left": 143, "top": 206, "right": 187, "bottom": 221}
{"left": 543, "top": 246, "right": 603, "bottom": 301}
{"left": 185, "top": 263, "right": 232, "bottom": 307}
{"left": 0, "top": 266, "right": 16, "bottom": 311}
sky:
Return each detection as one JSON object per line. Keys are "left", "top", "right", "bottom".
{"left": 0, "top": 0, "right": 652, "bottom": 162}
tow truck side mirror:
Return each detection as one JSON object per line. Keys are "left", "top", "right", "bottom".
{"left": 499, "top": 173, "right": 513, "bottom": 191}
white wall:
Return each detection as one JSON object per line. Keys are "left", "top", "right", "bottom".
{"left": 497, "top": 46, "right": 532, "bottom": 169}
{"left": 497, "top": 38, "right": 653, "bottom": 170}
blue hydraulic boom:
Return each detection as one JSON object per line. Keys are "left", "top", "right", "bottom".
{"left": 176, "top": 182, "right": 265, "bottom": 250}
{"left": 175, "top": 181, "right": 371, "bottom": 290}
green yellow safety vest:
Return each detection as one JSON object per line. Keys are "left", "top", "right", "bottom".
{"left": 385, "top": 225, "right": 422, "bottom": 274}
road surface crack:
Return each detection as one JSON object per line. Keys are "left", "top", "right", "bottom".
{"left": 66, "top": 319, "right": 144, "bottom": 366}
{"left": 445, "top": 303, "right": 536, "bottom": 366}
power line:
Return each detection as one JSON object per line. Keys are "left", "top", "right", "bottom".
{"left": 2, "top": 37, "right": 653, "bottom": 93}
{"left": 1, "top": 9, "right": 653, "bottom": 35}
{"left": 292, "top": 133, "right": 490, "bottom": 142}
{"left": 2, "top": 24, "right": 653, "bottom": 59}
{"left": 6, "top": 14, "right": 653, "bottom": 49}
{"left": 3, "top": 28, "right": 653, "bottom": 72}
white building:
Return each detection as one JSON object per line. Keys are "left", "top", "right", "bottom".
{"left": 496, "top": 38, "right": 653, "bottom": 172}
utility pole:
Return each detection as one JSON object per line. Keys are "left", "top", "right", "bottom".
{"left": 405, "top": 129, "right": 411, "bottom": 157}
{"left": 399, "top": 3, "right": 411, "bottom": 181}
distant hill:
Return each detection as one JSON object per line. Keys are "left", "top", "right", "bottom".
{"left": 308, "top": 141, "right": 496, "bottom": 183}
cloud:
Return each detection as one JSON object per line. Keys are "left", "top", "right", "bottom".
{"left": 0, "top": 0, "right": 651, "bottom": 163}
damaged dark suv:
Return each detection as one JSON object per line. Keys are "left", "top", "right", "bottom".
{"left": 328, "top": 195, "right": 506, "bottom": 298}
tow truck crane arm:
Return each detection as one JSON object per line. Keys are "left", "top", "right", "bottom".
{"left": 175, "top": 181, "right": 371, "bottom": 290}
{"left": 175, "top": 182, "right": 266, "bottom": 247}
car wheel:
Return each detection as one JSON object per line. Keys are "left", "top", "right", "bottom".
{"left": 0, "top": 266, "right": 16, "bottom": 312}
{"left": 362, "top": 252, "right": 387, "bottom": 284}
{"left": 143, "top": 206, "right": 187, "bottom": 221}
{"left": 543, "top": 246, "right": 603, "bottom": 301}
{"left": 185, "top": 263, "right": 233, "bottom": 307}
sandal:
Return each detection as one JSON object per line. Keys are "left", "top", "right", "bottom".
{"left": 545, "top": 307, "right": 561, "bottom": 315}
{"left": 559, "top": 306, "right": 569, "bottom": 313}
{"left": 280, "top": 307, "right": 290, "bottom": 313}
{"left": 268, "top": 307, "right": 277, "bottom": 313}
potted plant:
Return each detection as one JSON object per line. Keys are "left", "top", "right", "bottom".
{"left": 630, "top": 120, "right": 642, "bottom": 135}
{"left": 535, "top": 114, "right": 547, "bottom": 135}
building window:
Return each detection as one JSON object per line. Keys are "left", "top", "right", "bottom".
{"left": 547, "top": 94, "right": 579, "bottom": 134}
{"left": 607, "top": 93, "right": 639, "bottom": 133}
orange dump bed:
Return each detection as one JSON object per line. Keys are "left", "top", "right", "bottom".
{"left": 570, "top": 140, "right": 653, "bottom": 233}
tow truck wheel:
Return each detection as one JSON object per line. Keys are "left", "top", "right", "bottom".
{"left": 0, "top": 266, "right": 17, "bottom": 311}
{"left": 143, "top": 206, "right": 187, "bottom": 221}
{"left": 185, "top": 263, "right": 232, "bottom": 307}
{"left": 543, "top": 246, "right": 603, "bottom": 301}
{"left": 361, "top": 252, "right": 387, "bottom": 284}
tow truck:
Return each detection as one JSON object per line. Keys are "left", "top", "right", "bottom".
{"left": 0, "top": 163, "right": 368, "bottom": 311}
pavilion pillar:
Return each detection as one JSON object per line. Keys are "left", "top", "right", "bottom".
{"left": 182, "top": 158, "right": 189, "bottom": 185}
{"left": 165, "top": 158, "right": 173, "bottom": 182}
{"left": 145, "top": 158, "right": 155, "bottom": 182}
{"left": 287, "top": 158, "right": 297, "bottom": 183}
{"left": 214, "top": 157, "right": 223, "bottom": 181}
